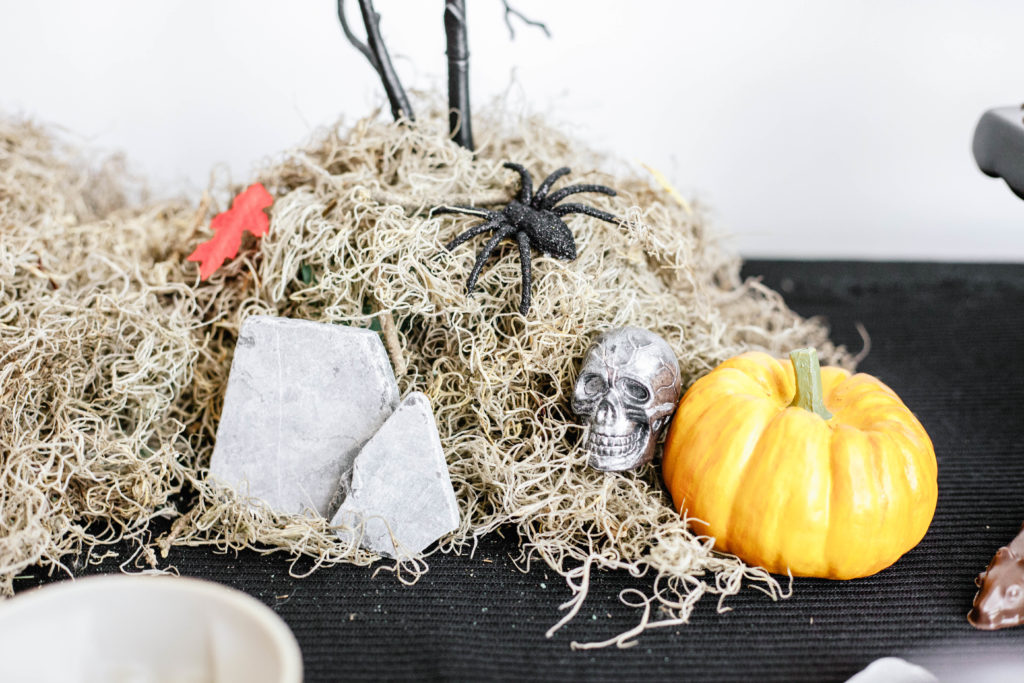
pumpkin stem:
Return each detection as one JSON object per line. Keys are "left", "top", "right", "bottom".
{"left": 789, "top": 348, "right": 833, "bottom": 420}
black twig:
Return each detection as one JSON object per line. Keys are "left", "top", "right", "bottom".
{"left": 501, "top": 1, "right": 550, "bottom": 40}
{"left": 337, "top": 0, "right": 376, "bottom": 67}
{"left": 338, "top": 0, "right": 414, "bottom": 122}
{"left": 445, "top": 0, "right": 473, "bottom": 150}
{"left": 358, "top": 0, "right": 415, "bottom": 121}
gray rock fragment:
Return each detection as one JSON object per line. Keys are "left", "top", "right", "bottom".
{"left": 209, "top": 315, "right": 399, "bottom": 517}
{"left": 331, "top": 392, "right": 460, "bottom": 559}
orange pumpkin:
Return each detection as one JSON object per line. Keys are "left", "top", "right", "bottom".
{"left": 662, "top": 348, "right": 937, "bottom": 579}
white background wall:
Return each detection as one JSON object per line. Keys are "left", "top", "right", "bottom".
{"left": 1, "top": 0, "right": 1022, "bottom": 260}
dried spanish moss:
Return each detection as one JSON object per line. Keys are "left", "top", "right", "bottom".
{"left": 0, "top": 104, "right": 852, "bottom": 646}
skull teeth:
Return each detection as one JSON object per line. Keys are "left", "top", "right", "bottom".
{"left": 586, "top": 429, "right": 643, "bottom": 455}
{"left": 590, "top": 431, "right": 639, "bottom": 445}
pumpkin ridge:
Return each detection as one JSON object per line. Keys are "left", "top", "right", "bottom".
{"left": 866, "top": 430, "right": 906, "bottom": 565}
{"left": 664, "top": 389, "right": 729, "bottom": 501}
{"left": 825, "top": 424, "right": 882, "bottom": 577}
{"left": 731, "top": 409, "right": 790, "bottom": 569}
{"left": 729, "top": 405, "right": 831, "bottom": 573}
{"left": 875, "top": 427, "right": 935, "bottom": 550}
{"left": 665, "top": 374, "right": 769, "bottom": 502}
{"left": 677, "top": 391, "right": 777, "bottom": 507}
{"left": 786, "top": 408, "right": 834, "bottom": 574}
{"left": 719, "top": 404, "right": 785, "bottom": 555}
{"left": 713, "top": 365, "right": 781, "bottom": 401}
{"left": 820, "top": 366, "right": 851, "bottom": 401}
{"left": 719, "top": 353, "right": 792, "bottom": 401}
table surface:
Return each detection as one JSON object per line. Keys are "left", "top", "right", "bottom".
{"left": 17, "top": 260, "right": 1024, "bottom": 682}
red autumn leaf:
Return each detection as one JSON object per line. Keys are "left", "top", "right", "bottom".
{"left": 188, "top": 183, "right": 274, "bottom": 280}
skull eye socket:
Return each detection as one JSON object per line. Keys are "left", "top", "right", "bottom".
{"left": 581, "top": 373, "right": 606, "bottom": 395}
{"left": 618, "top": 378, "right": 650, "bottom": 402}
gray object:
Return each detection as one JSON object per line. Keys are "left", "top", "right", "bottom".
{"left": 331, "top": 392, "right": 460, "bottom": 559}
{"left": 973, "top": 104, "right": 1024, "bottom": 200}
{"left": 209, "top": 316, "right": 399, "bottom": 517}
{"left": 571, "top": 327, "right": 681, "bottom": 472}
{"left": 846, "top": 657, "right": 937, "bottom": 683}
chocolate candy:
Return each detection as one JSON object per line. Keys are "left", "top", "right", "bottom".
{"left": 969, "top": 524, "right": 1024, "bottom": 630}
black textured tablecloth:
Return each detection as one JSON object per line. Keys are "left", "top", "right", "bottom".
{"left": 18, "top": 261, "right": 1024, "bottom": 681}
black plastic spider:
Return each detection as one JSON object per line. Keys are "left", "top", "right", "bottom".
{"left": 435, "top": 162, "right": 621, "bottom": 315}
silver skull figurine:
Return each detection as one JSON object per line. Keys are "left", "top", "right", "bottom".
{"left": 571, "top": 327, "right": 682, "bottom": 472}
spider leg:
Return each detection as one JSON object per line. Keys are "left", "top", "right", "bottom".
{"left": 533, "top": 167, "right": 571, "bottom": 203}
{"left": 541, "top": 184, "right": 617, "bottom": 209}
{"left": 444, "top": 218, "right": 502, "bottom": 251}
{"left": 515, "top": 231, "right": 532, "bottom": 315}
{"left": 432, "top": 205, "right": 498, "bottom": 219}
{"left": 503, "top": 162, "right": 533, "bottom": 204}
{"left": 552, "top": 203, "right": 622, "bottom": 226}
{"left": 466, "top": 225, "right": 517, "bottom": 293}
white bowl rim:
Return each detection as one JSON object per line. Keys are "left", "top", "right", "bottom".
{"left": 0, "top": 574, "right": 302, "bottom": 682}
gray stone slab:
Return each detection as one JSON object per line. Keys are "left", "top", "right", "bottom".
{"left": 331, "top": 392, "right": 460, "bottom": 559}
{"left": 208, "top": 315, "right": 399, "bottom": 517}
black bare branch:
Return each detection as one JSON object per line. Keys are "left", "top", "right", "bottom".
{"left": 445, "top": 0, "right": 473, "bottom": 150}
{"left": 337, "top": 0, "right": 376, "bottom": 67}
{"left": 501, "top": 1, "right": 551, "bottom": 40}
{"left": 338, "top": 0, "right": 414, "bottom": 122}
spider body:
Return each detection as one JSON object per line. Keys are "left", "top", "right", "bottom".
{"left": 435, "top": 162, "right": 620, "bottom": 315}
{"left": 502, "top": 199, "right": 576, "bottom": 259}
